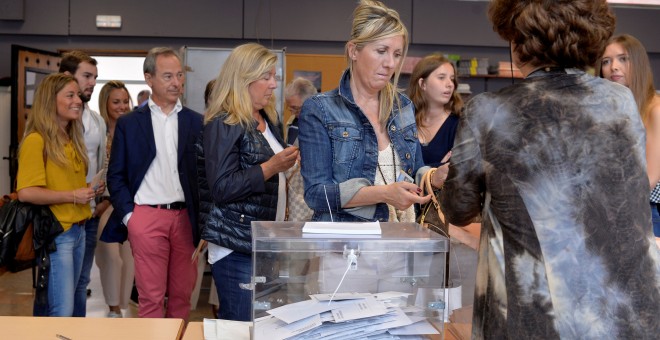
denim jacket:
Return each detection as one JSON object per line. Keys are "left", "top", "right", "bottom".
{"left": 298, "top": 69, "right": 424, "bottom": 222}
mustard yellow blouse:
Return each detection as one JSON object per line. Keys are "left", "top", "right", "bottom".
{"left": 17, "top": 133, "right": 91, "bottom": 231}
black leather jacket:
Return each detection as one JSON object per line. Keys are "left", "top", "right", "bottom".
{"left": 198, "top": 111, "right": 285, "bottom": 254}
{"left": 0, "top": 198, "right": 63, "bottom": 315}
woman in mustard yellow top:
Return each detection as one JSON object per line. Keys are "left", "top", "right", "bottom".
{"left": 17, "top": 73, "right": 101, "bottom": 316}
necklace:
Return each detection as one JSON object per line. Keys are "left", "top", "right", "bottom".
{"left": 377, "top": 144, "right": 397, "bottom": 185}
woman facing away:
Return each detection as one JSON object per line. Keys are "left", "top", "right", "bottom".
{"left": 94, "top": 80, "right": 135, "bottom": 318}
{"left": 17, "top": 73, "right": 101, "bottom": 316}
{"left": 200, "top": 42, "right": 298, "bottom": 321}
{"left": 439, "top": 0, "right": 660, "bottom": 338}
{"left": 407, "top": 53, "right": 463, "bottom": 167}
{"left": 298, "top": 0, "right": 436, "bottom": 223}
{"left": 598, "top": 34, "right": 660, "bottom": 239}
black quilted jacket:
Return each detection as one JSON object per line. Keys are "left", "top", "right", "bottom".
{"left": 197, "top": 111, "right": 284, "bottom": 254}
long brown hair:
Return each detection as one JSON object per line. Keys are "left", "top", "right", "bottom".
{"left": 23, "top": 73, "right": 88, "bottom": 168}
{"left": 408, "top": 54, "right": 464, "bottom": 137}
{"left": 597, "top": 34, "right": 656, "bottom": 126}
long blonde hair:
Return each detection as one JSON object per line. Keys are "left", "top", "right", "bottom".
{"left": 347, "top": 0, "right": 409, "bottom": 123}
{"left": 23, "top": 73, "right": 88, "bottom": 168}
{"left": 205, "top": 43, "right": 278, "bottom": 128}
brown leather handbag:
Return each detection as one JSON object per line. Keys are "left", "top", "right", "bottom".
{"left": 417, "top": 169, "right": 449, "bottom": 238}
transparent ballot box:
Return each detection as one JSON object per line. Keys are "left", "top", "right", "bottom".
{"left": 251, "top": 221, "right": 449, "bottom": 339}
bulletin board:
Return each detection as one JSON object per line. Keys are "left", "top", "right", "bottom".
{"left": 284, "top": 54, "right": 347, "bottom": 125}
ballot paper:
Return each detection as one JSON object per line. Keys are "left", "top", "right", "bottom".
{"left": 387, "top": 318, "right": 440, "bottom": 335}
{"left": 330, "top": 296, "right": 388, "bottom": 322}
{"left": 254, "top": 291, "right": 441, "bottom": 340}
{"left": 266, "top": 298, "right": 356, "bottom": 324}
{"left": 253, "top": 314, "right": 322, "bottom": 340}
{"left": 89, "top": 169, "right": 105, "bottom": 191}
{"left": 302, "top": 221, "right": 382, "bottom": 235}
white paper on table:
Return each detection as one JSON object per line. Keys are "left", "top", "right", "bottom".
{"left": 387, "top": 318, "right": 440, "bottom": 335}
{"left": 296, "top": 314, "right": 391, "bottom": 340}
{"left": 330, "top": 296, "right": 388, "bottom": 323}
{"left": 253, "top": 314, "right": 322, "bottom": 340}
{"left": 203, "top": 318, "right": 251, "bottom": 340}
{"left": 311, "top": 292, "right": 371, "bottom": 302}
{"left": 301, "top": 233, "right": 381, "bottom": 239}
{"left": 89, "top": 169, "right": 105, "bottom": 191}
{"left": 203, "top": 318, "right": 217, "bottom": 340}
{"left": 267, "top": 298, "right": 355, "bottom": 324}
{"left": 367, "top": 307, "right": 414, "bottom": 332}
{"left": 302, "top": 221, "right": 382, "bottom": 235}
{"left": 312, "top": 311, "right": 404, "bottom": 340}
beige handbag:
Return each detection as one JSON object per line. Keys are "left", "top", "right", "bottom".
{"left": 284, "top": 162, "right": 314, "bottom": 222}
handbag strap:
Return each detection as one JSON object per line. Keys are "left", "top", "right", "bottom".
{"left": 420, "top": 168, "right": 446, "bottom": 227}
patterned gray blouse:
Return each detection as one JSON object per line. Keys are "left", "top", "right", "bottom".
{"left": 441, "top": 68, "right": 660, "bottom": 339}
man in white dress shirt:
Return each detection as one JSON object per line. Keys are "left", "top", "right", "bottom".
{"left": 105, "top": 47, "right": 202, "bottom": 319}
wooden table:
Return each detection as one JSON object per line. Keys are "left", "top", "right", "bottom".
{"left": 182, "top": 320, "right": 467, "bottom": 339}
{"left": 182, "top": 322, "right": 204, "bottom": 340}
{"left": 0, "top": 316, "right": 184, "bottom": 340}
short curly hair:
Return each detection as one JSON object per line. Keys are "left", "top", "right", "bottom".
{"left": 488, "top": 0, "right": 615, "bottom": 69}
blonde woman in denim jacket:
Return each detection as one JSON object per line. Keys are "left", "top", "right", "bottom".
{"left": 299, "top": 0, "right": 439, "bottom": 223}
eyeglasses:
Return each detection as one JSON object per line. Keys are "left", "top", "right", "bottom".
{"left": 288, "top": 106, "right": 302, "bottom": 113}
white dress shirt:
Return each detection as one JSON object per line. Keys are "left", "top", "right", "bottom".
{"left": 123, "top": 99, "right": 185, "bottom": 226}
{"left": 134, "top": 98, "right": 186, "bottom": 205}
{"left": 82, "top": 104, "right": 106, "bottom": 211}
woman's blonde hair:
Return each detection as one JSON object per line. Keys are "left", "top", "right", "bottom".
{"left": 205, "top": 43, "right": 278, "bottom": 128}
{"left": 23, "top": 73, "right": 88, "bottom": 168}
{"left": 98, "top": 80, "right": 131, "bottom": 126}
{"left": 347, "top": 0, "right": 409, "bottom": 123}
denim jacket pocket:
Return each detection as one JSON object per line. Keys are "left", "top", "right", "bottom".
{"left": 401, "top": 124, "right": 418, "bottom": 142}
{"left": 328, "top": 124, "right": 362, "bottom": 164}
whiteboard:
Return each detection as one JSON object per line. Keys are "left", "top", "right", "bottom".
{"left": 182, "top": 46, "right": 286, "bottom": 119}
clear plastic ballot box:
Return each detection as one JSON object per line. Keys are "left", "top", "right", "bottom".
{"left": 251, "top": 221, "right": 449, "bottom": 339}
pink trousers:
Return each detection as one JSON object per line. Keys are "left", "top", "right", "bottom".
{"left": 127, "top": 204, "right": 197, "bottom": 319}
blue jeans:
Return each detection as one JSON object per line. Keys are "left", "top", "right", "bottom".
{"left": 651, "top": 203, "right": 660, "bottom": 237}
{"left": 73, "top": 217, "right": 99, "bottom": 317}
{"left": 211, "top": 252, "right": 252, "bottom": 321}
{"left": 48, "top": 223, "right": 86, "bottom": 316}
